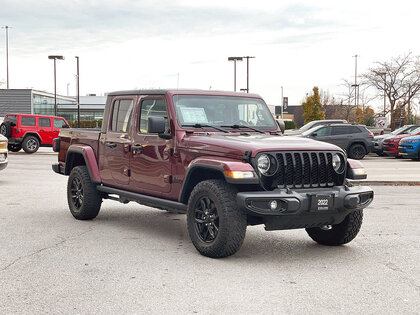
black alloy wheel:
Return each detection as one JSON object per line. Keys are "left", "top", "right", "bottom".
{"left": 67, "top": 166, "right": 102, "bottom": 220}
{"left": 348, "top": 144, "right": 366, "bottom": 160}
{"left": 70, "top": 176, "right": 84, "bottom": 210}
{"left": 194, "top": 196, "right": 219, "bottom": 243}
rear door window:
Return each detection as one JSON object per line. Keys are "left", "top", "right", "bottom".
{"left": 332, "top": 126, "right": 350, "bottom": 135}
{"left": 21, "top": 116, "right": 36, "bottom": 126}
{"left": 110, "top": 99, "right": 134, "bottom": 133}
{"left": 39, "top": 118, "right": 51, "bottom": 127}
{"left": 54, "top": 119, "right": 67, "bottom": 128}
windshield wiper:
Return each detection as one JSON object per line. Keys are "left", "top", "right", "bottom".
{"left": 182, "top": 123, "right": 229, "bottom": 133}
{"left": 222, "top": 124, "right": 266, "bottom": 134}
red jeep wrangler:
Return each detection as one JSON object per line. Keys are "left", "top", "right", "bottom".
{"left": 0, "top": 114, "right": 69, "bottom": 153}
{"left": 53, "top": 90, "right": 373, "bottom": 258}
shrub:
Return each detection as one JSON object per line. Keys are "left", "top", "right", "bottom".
{"left": 284, "top": 120, "right": 296, "bottom": 130}
{"left": 68, "top": 120, "right": 103, "bottom": 128}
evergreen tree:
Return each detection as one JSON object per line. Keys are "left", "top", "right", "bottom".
{"left": 301, "top": 87, "right": 325, "bottom": 124}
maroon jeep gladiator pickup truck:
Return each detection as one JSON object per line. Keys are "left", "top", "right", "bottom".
{"left": 53, "top": 89, "right": 373, "bottom": 258}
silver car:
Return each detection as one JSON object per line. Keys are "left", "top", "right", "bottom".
{"left": 0, "top": 134, "right": 8, "bottom": 171}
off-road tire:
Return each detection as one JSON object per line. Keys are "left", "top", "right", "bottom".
{"left": 22, "top": 136, "right": 40, "bottom": 153}
{"left": 187, "top": 179, "right": 247, "bottom": 258}
{"left": 0, "top": 122, "right": 12, "bottom": 138}
{"left": 67, "top": 166, "right": 102, "bottom": 220}
{"left": 348, "top": 144, "right": 366, "bottom": 160}
{"left": 306, "top": 210, "right": 363, "bottom": 246}
{"left": 8, "top": 144, "right": 22, "bottom": 152}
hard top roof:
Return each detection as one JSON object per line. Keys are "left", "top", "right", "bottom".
{"left": 107, "top": 89, "right": 261, "bottom": 98}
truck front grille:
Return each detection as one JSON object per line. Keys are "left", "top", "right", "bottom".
{"left": 256, "top": 151, "right": 344, "bottom": 190}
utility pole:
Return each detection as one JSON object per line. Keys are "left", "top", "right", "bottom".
{"left": 2, "top": 26, "right": 10, "bottom": 88}
{"left": 75, "top": 56, "right": 80, "bottom": 128}
{"left": 379, "top": 72, "right": 387, "bottom": 116}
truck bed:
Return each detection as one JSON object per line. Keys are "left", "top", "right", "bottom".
{"left": 58, "top": 128, "right": 102, "bottom": 162}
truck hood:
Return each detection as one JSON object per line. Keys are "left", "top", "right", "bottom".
{"left": 181, "top": 132, "right": 342, "bottom": 157}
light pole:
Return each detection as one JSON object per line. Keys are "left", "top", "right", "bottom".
{"left": 244, "top": 56, "right": 255, "bottom": 93}
{"left": 75, "top": 56, "right": 80, "bottom": 128}
{"left": 281, "top": 86, "right": 284, "bottom": 119}
{"left": 227, "top": 57, "right": 243, "bottom": 91}
{"left": 353, "top": 54, "right": 360, "bottom": 109}
{"left": 2, "top": 26, "right": 10, "bottom": 88}
{"left": 48, "top": 55, "right": 65, "bottom": 116}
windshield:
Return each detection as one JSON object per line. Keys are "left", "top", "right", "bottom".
{"left": 301, "top": 125, "right": 322, "bottom": 137}
{"left": 409, "top": 127, "right": 420, "bottom": 135}
{"left": 172, "top": 95, "right": 277, "bottom": 130}
{"left": 392, "top": 126, "right": 409, "bottom": 135}
{"left": 299, "top": 121, "right": 318, "bottom": 132}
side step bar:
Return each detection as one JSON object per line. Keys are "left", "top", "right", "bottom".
{"left": 97, "top": 185, "right": 187, "bottom": 213}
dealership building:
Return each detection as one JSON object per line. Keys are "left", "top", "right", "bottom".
{"left": 0, "top": 89, "right": 105, "bottom": 122}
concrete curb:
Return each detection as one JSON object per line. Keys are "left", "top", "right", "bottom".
{"left": 350, "top": 180, "right": 420, "bottom": 186}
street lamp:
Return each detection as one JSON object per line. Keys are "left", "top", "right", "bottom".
{"left": 48, "top": 55, "right": 65, "bottom": 116}
{"left": 227, "top": 57, "right": 243, "bottom": 91}
{"left": 243, "top": 56, "right": 255, "bottom": 93}
{"left": 75, "top": 56, "right": 80, "bottom": 128}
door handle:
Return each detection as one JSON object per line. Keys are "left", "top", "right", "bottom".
{"left": 106, "top": 142, "right": 117, "bottom": 148}
{"left": 132, "top": 144, "right": 143, "bottom": 154}
{"left": 40, "top": 129, "right": 45, "bottom": 132}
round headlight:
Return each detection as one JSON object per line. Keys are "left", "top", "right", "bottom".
{"left": 257, "top": 154, "right": 270, "bottom": 175}
{"left": 332, "top": 153, "right": 345, "bottom": 174}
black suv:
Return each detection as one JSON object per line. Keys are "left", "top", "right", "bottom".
{"left": 301, "top": 124, "right": 373, "bottom": 159}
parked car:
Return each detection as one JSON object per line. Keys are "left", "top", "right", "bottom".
{"left": 52, "top": 89, "right": 373, "bottom": 258}
{"left": 301, "top": 124, "right": 373, "bottom": 159}
{"left": 0, "top": 114, "right": 69, "bottom": 153}
{"left": 398, "top": 134, "right": 420, "bottom": 160}
{"left": 373, "top": 125, "right": 419, "bottom": 156}
{"left": 383, "top": 127, "right": 420, "bottom": 157}
{"left": 0, "top": 134, "right": 8, "bottom": 171}
{"left": 285, "top": 119, "right": 347, "bottom": 136}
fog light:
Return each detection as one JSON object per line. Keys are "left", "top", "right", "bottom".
{"left": 269, "top": 200, "right": 278, "bottom": 211}
{"left": 0, "top": 153, "right": 6, "bottom": 162}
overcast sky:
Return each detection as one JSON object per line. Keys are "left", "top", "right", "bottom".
{"left": 0, "top": 0, "right": 419, "bottom": 109}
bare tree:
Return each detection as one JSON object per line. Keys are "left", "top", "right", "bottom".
{"left": 362, "top": 53, "right": 420, "bottom": 129}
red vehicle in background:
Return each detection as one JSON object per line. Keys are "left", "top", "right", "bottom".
{"left": 0, "top": 114, "right": 69, "bottom": 153}
{"left": 382, "top": 126, "right": 420, "bottom": 157}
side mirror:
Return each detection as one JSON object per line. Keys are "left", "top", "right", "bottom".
{"left": 312, "top": 132, "right": 317, "bottom": 137}
{"left": 147, "top": 116, "right": 167, "bottom": 136}
{"left": 64, "top": 124, "right": 70, "bottom": 128}
{"left": 276, "top": 119, "right": 285, "bottom": 134}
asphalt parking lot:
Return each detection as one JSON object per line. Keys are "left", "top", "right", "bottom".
{"left": 0, "top": 149, "right": 419, "bottom": 314}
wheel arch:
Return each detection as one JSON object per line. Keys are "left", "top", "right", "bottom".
{"left": 23, "top": 132, "right": 42, "bottom": 143}
{"left": 179, "top": 157, "right": 258, "bottom": 204}
{"left": 179, "top": 165, "right": 225, "bottom": 204}
{"left": 64, "top": 145, "right": 101, "bottom": 184}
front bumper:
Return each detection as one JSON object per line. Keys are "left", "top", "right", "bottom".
{"left": 398, "top": 145, "right": 419, "bottom": 158}
{"left": 0, "top": 153, "right": 8, "bottom": 171}
{"left": 237, "top": 185, "right": 373, "bottom": 231}
{"left": 372, "top": 140, "right": 383, "bottom": 153}
{"left": 382, "top": 144, "right": 398, "bottom": 156}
